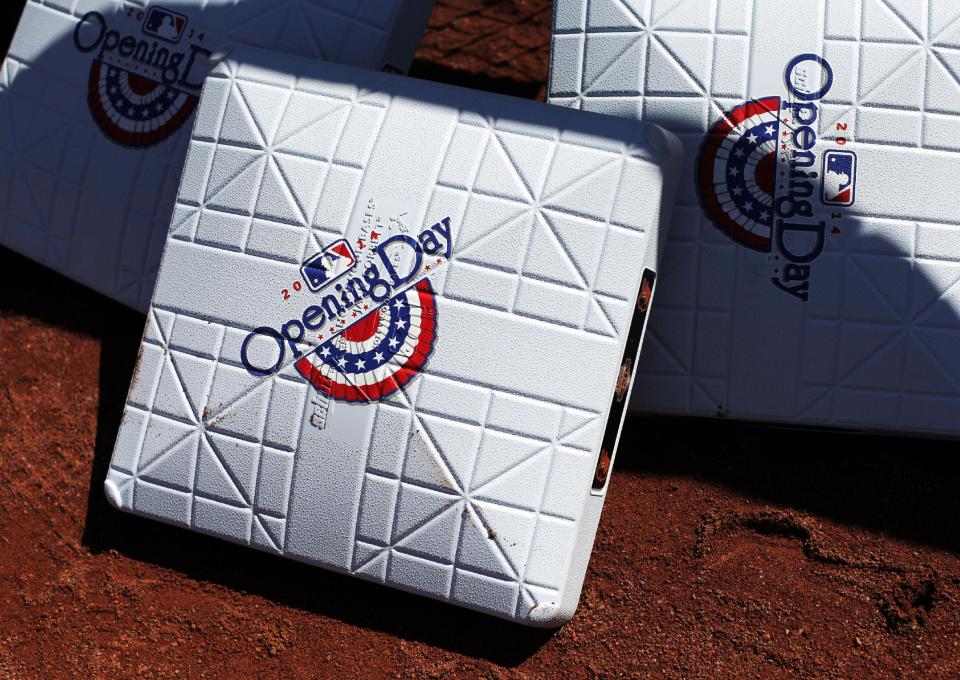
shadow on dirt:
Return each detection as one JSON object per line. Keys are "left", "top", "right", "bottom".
{"left": 616, "top": 414, "right": 960, "bottom": 554}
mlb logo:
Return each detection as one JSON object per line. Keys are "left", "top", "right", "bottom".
{"left": 142, "top": 7, "right": 188, "bottom": 43}
{"left": 301, "top": 239, "right": 358, "bottom": 292}
{"left": 822, "top": 150, "right": 857, "bottom": 207}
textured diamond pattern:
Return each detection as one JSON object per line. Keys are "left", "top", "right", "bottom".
{"left": 0, "top": 0, "right": 435, "bottom": 310}
{"left": 106, "top": 47, "right": 679, "bottom": 624}
{"left": 549, "top": 0, "right": 960, "bottom": 437}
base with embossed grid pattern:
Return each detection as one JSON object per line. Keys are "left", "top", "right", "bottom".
{"left": 550, "top": 0, "right": 960, "bottom": 438}
{"left": 0, "top": 0, "right": 435, "bottom": 311}
{"left": 104, "top": 46, "right": 682, "bottom": 625}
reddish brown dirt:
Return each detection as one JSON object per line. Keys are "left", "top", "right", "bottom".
{"left": 411, "top": 0, "right": 552, "bottom": 100}
{"left": 3, "top": 1, "right": 960, "bottom": 678}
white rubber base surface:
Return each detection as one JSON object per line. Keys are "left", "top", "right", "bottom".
{"left": 550, "top": 0, "right": 960, "bottom": 438}
{"left": 105, "top": 47, "right": 682, "bottom": 625}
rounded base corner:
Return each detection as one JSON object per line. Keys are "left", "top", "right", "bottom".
{"left": 103, "top": 478, "right": 123, "bottom": 509}
{"left": 525, "top": 601, "right": 575, "bottom": 628}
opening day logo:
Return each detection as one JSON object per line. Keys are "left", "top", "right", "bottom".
{"left": 697, "top": 54, "right": 858, "bottom": 302}
{"left": 241, "top": 217, "right": 453, "bottom": 404}
{"left": 73, "top": 6, "right": 211, "bottom": 147}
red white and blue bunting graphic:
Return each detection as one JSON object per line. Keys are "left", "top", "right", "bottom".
{"left": 87, "top": 59, "right": 198, "bottom": 147}
{"left": 295, "top": 279, "right": 438, "bottom": 403}
{"left": 697, "top": 97, "right": 782, "bottom": 253}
